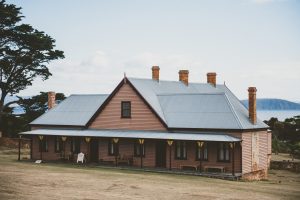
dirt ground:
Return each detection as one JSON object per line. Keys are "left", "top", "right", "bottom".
{"left": 0, "top": 147, "right": 300, "bottom": 200}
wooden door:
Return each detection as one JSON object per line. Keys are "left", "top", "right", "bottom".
{"left": 155, "top": 140, "right": 166, "bottom": 168}
{"left": 90, "top": 138, "right": 99, "bottom": 162}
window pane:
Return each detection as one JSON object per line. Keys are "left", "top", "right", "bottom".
{"left": 142, "top": 145, "right": 145, "bottom": 156}
{"left": 225, "top": 146, "right": 229, "bottom": 161}
{"left": 197, "top": 147, "right": 201, "bottom": 159}
{"left": 110, "top": 143, "right": 114, "bottom": 154}
{"left": 176, "top": 142, "right": 181, "bottom": 158}
{"left": 123, "top": 102, "right": 130, "bottom": 109}
{"left": 45, "top": 140, "right": 48, "bottom": 152}
{"left": 121, "top": 101, "right": 131, "bottom": 117}
{"left": 182, "top": 142, "right": 186, "bottom": 158}
{"left": 219, "top": 143, "right": 224, "bottom": 160}
{"left": 124, "top": 110, "right": 130, "bottom": 117}
{"left": 203, "top": 144, "right": 208, "bottom": 160}
{"left": 136, "top": 144, "right": 140, "bottom": 155}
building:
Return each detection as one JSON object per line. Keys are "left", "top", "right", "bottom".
{"left": 20, "top": 67, "right": 272, "bottom": 180}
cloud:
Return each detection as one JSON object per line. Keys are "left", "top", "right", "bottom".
{"left": 250, "top": 0, "right": 287, "bottom": 4}
{"left": 17, "top": 51, "right": 206, "bottom": 96}
{"left": 17, "top": 50, "right": 300, "bottom": 102}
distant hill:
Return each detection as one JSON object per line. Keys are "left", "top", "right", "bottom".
{"left": 241, "top": 98, "right": 300, "bottom": 110}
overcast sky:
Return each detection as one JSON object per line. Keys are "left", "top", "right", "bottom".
{"left": 8, "top": 0, "right": 300, "bottom": 101}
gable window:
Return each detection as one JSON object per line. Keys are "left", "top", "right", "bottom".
{"left": 175, "top": 141, "right": 187, "bottom": 160}
{"left": 108, "top": 139, "right": 119, "bottom": 156}
{"left": 218, "top": 143, "right": 230, "bottom": 162}
{"left": 196, "top": 142, "right": 208, "bottom": 161}
{"left": 121, "top": 101, "right": 131, "bottom": 118}
{"left": 71, "top": 138, "right": 81, "bottom": 154}
{"left": 39, "top": 137, "right": 48, "bottom": 152}
{"left": 54, "top": 136, "right": 63, "bottom": 153}
{"left": 134, "top": 141, "right": 145, "bottom": 157}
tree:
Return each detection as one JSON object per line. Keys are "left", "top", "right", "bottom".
{"left": 0, "top": 99, "right": 25, "bottom": 137}
{"left": 265, "top": 116, "right": 300, "bottom": 155}
{"left": 18, "top": 92, "right": 65, "bottom": 132}
{"left": 1, "top": 92, "right": 65, "bottom": 137}
{"left": 0, "top": 0, "right": 64, "bottom": 133}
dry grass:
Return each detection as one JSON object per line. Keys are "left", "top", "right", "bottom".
{"left": 271, "top": 153, "right": 300, "bottom": 163}
{"left": 0, "top": 147, "right": 299, "bottom": 200}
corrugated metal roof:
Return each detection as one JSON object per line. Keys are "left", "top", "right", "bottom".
{"left": 30, "top": 77, "right": 268, "bottom": 130}
{"left": 157, "top": 93, "right": 242, "bottom": 129}
{"left": 30, "top": 94, "right": 108, "bottom": 126}
{"left": 20, "top": 129, "right": 241, "bottom": 142}
{"left": 128, "top": 78, "right": 268, "bottom": 129}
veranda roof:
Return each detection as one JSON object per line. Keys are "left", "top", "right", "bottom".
{"left": 20, "top": 129, "right": 241, "bottom": 142}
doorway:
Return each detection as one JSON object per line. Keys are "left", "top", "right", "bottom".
{"left": 155, "top": 140, "right": 166, "bottom": 168}
{"left": 90, "top": 138, "right": 99, "bottom": 163}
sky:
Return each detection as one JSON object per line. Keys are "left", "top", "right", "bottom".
{"left": 7, "top": 0, "right": 300, "bottom": 101}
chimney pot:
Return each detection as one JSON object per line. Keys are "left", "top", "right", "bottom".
{"left": 152, "top": 66, "right": 160, "bottom": 81}
{"left": 179, "top": 70, "right": 189, "bottom": 85}
{"left": 48, "top": 91, "right": 56, "bottom": 110}
{"left": 248, "top": 87, "right": 257, "bottom": 124}
{"left": 207, "top": 72, "right": 217, "bottom": 87}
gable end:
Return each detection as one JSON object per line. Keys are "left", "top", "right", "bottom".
{"left": 87, "top": 78, "right": 168, "bottom": 130}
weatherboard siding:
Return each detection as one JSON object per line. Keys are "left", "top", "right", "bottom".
{"left": 241, "top": 130, "right": 270, "bottom": 174}
{"left": 166, "top": 141, "right": 242, "bottom": 172}
{"left": 89, "top": 83, "right": 166, "bottom": 131}
{"left": 242, "top": 132, "right": 252, "bottom": 174}
{"left": 267, "top": 131, "right": 272, "bottom": 155}
{"left": 258, "top": 131, "right": 269, "bottom": 171}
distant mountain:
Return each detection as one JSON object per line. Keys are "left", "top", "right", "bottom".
{"left": 241, "top": 98, "right": 300, "bottom": 110}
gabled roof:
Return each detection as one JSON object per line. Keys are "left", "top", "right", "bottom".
{"left": 30, "top": 77, "right": 268, "bottom": 130}
{"left": 127, "top": 78, "right": 268, "bottom": 130}
{"left": 30, "top": 94, "right": 108, "bottom": 126}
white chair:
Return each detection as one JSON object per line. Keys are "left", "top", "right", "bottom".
{"left": 77, "top": 152, "right": 85, "bottom": 163}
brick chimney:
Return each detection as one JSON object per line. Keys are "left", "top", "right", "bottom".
{"left": 248, "top": 87, "right": 257, "bottom": 124}
{"left": 48, "top": 91, "right": 56, "bottom": 110}
{"left": 152, "top": 66, "right": 160, "bottom": 81}
{"left": 207, "top": 72, "right": 217, "bottom": 87}
{"left": 179, "top": 70, "right": 189, "bottom": 85}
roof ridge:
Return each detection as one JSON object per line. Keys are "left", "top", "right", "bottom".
{"left": 224, "top": 92, "right": 243, "bottom": 129}
{"left": 70, "top": 94, "right": 109, "bottom": 96}
{"left": 157, "top": 92, "right": 225, "bottom": 96}
{"left": 156, "top": 93, "right": 169, "bottom": 125}
{"left": 128, "top": 77, "right": 223, "bottom": 86}
{"left": 223, "top": 84, "right": 249, "bottom": 111}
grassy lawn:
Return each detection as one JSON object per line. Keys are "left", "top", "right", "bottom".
{"left": 0, "top": 147, "right": 300, "bottom": 200}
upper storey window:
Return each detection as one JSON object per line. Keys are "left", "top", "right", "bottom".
{"left": 121, "top": 101, "right": 131, "bottom": 118}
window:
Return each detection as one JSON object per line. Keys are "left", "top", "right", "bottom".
{"left": 108, "top": 139, "right": 119, "bottom": 156}
{"left": 39, "top": 137, "right": 48, "bottom": 152}
{"left": 54, "top": 136, "right": 63, "bottom": 153}
{"left": 196, "top": 142, "right": 208, "bottom": 161}
{"left": 134, "top": 141, "right": 145, "bottom": 157}
{"left": 121, "top": 101, "right": 131, "bottom": 118}
{"left": 175, "top": 141, "right": 187, "bottom": 160}
{"left": 71, "top": 138, "right": 81, "bottom": 154}
{"left": 218, "top": 143, "right": 230, "bottom": 162}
